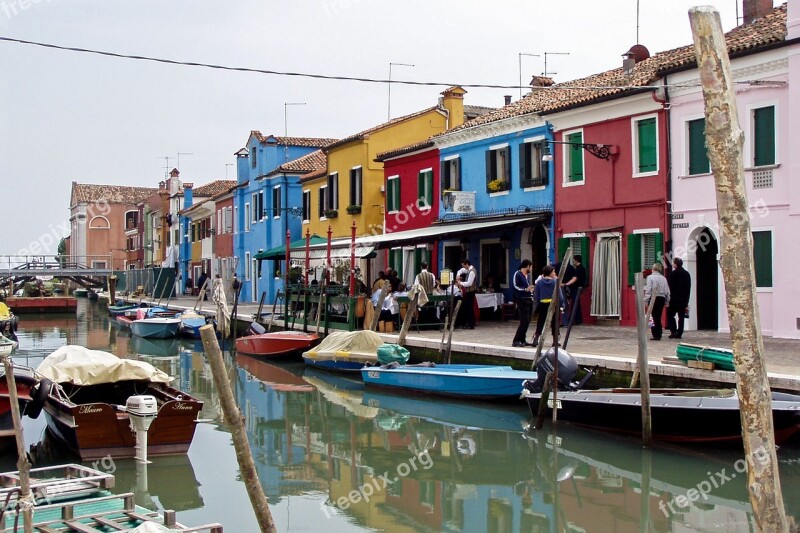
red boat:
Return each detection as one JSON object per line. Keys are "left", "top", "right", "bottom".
{"left": 235, "top": 331, "right": 320, "bottom": 358}
{"left": 1, "top": 364, "right": 45, "bottom": 453}
{"left": 236, "top": 355, "right": 315, "bottom": 393}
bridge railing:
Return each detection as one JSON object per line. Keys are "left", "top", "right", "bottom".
{"left": 0, "top": 255, "right": 113, "bottom": 273}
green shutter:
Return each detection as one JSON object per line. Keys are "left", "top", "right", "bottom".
{"left": 627, "top": 233, "right": 642, "bottom": 286}
{"left": 568, "top": 133, "right": 583, "bottom": 182}
{"left": 425, "top": 171, "right": 433, "bottom": 206}
{"left": 688, "top": 119, "right": 710, "bottom": 175}
{"left": 752, "top": 231, "right": 773, "bottom": 287}
{"left": 578, "top": 236, "right": 590, "bottom": 274}
{"left": 557, "top": 237, "right": 570, "bottom": 264}
{"left": 754, "top": 107, "right": 775, "bottom": 166}
{"left": 418, "top": 171, "right": 424, "bottom": 206}
{"left": 654, "top": 232, "right": 664, "bottom": 265}
{"left": 637, "top": 118, "right": 657, "bottom": 173}
{"left": 519, "top": 143, "right": 529, "bottom": 186}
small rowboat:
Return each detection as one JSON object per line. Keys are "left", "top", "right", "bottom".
{"left": 236, "top": 331, "right": 319, "bottom": 358}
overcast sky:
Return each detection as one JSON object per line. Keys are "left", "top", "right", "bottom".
{"left": 1, "top": 0, "right": 770, "bottom": 257}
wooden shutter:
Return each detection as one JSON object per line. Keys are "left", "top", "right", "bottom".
{"left": 440, "top": 160, "right": 449, "bottom": 191}
{"left": 637, "top": 118, "right": 657, "bottom": 173}
{"left": 453, "top": 158, "right": 461, "bottom": 190}
{"left": 418, "top": 171, "right": 424, "bottom": 206}
{"left": 654, "top": 232, "right": 664, "bottom": 264}
{"left": 754, "top": 106, "right": 775, "bottom": 166}
{"left": 503, "top": 146, "right": 511, "bottom": 182}
{"left": 568, "top": 133, "right": 583, "bottom": 182}
{"left": 557, "top": 237, "right": 570, "bottom": 263}
{"left": 752, "top": 231, "right": 773, "bottom": 287}
{"left": 688, "top": 118, "right": 710, "bottom": 175}
{"left": 485, "top": 150, "right": 494, "bottom": 189}
{"left": 578, "top": 236, "right": 590, "bottom": 274}
{"left": 627, "top": 233, "right": 642, "bottom": 286}
{"left": 519, "top": 143, "right": 529, "bottom": 187}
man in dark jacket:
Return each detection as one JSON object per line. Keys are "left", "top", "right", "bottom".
{"left": 511, "top": 259, "right": 534, "bottom": 347}
{"left": 667, "top": 258, "right": 691, "bottom": 339}
{"left": 532, "top": 265, "right": 565, "bottom": 346}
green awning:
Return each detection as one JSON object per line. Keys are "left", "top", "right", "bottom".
{"left": 254, "top": 234, "right": 328, "bottom": 260}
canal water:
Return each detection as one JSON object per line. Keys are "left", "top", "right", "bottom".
{"left": 4, "top": 300, "right": 800, "bottom": 532}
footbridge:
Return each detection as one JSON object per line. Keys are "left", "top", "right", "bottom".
{"left": 0, "top": 255, "right": 113, "bottom": 290}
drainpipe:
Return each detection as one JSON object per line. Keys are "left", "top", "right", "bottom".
{"left": 654, "top": 75, "right": 673, "bottom": 265}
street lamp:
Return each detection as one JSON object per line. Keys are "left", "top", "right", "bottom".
{"left": 542, "top": 140, "right": 613, "bottom": 161}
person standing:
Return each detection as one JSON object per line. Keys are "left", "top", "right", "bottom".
{"left": 414, "top": 262, "right": 437, "bottom": 294}
{"left": 644, "top": 262, "right": 670, "bottom": 341}
{"left": 667, "top": 257, "right": 691, "bottom": 339}
{"left": 196, "top": 271, "right": 209, "bottom": 301}
{"left": 532, "top": 265, "right": 565, "bottom": 346}
{"left": 456, "top": 259, "right": 477, "bottom": 329}
{"left": 512, "top": 259, "right": 535, "bottom": 347}
{"left": 562, "top": 255, "right": 587, "bottom": 325}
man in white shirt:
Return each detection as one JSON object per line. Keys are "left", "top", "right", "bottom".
{"left": 456, "top": 259, "right": 477, "bottom": 329}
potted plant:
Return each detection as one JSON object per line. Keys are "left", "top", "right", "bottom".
{"left": 487, "top": 179, "right": 507, "bottom": 193}
{"left": 324, "top": 208, "right": 338, "bottom": 218}
{"left": 346, "top": 204, "right": 362, "bottom": 215}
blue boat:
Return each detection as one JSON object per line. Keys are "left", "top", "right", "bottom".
{"left": 177, "top": 310, "right": 210, "bottom": 339}
{"left": 360, "top": 364, "right": 539, "bottom": 400}
{"left": 130, "top": 317, "right": 181, "bottom": 339}
{"left": 107, "top": 303, "right": 139, "bottom": 317}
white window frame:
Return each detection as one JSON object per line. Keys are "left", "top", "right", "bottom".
{"left": 561, "top": 128, "right": 585, "bottom": 187}
{"left": 746, "top": 101, "right": 779, "bottom": 169}
{"left": 302, "top": 190, "right": 311, "bottom": 223}
{"left": 682, "top": 114, "right": 711, "bottom": 177}
{"left": 418, "top": 167, "right": 433, "bottom": 210}
{"left": 631, "top": 113, "right": 659, "bottom": 178}
{"left": 319, "top": 185, "right": 328, "bottom": 219}
{"left": 245, "top": 251, "right": 251, "bottom": 281}
{"left": 244, "top": 203, "right": 251, "bottom": 232}
{"left": 387, "top": 175, "right": 400, "bottom": 214}
{"left": 752, "top": 226, "right": 774, "bottom": 293}
{"left": 442, "top": 155, "right": 460, "bottom": 191}
{"left": 273, "top": 185, "right": 282, "bottom": 219}
{"left": 350, "top": 165, "right": 363, "bottom": 207}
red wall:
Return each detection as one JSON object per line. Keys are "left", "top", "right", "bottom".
{"left": 383, "top": 148, "right": 440, "bottom": 232}
{"left": 555, "top": 109, "right": 669, "bottom": 326}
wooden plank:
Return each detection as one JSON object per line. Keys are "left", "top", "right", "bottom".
{"left": 688, "top": 360, "right": 716, "bottom": 371}
{"left": 63, "top": 520, "right": 103, "bottom": 533}
{"left": 660, "top": 357, "right": 686, "bottom": 366}
{"left": 92, "top": 516, "right": 127, "bottom": 530}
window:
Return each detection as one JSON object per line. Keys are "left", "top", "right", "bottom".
{"left": 349, "top": 167, "right": 362, "bottom": 207}
{"left": 557, "top": 236, "right": 590, "bottom": 274}
{"left": 244, "top": 203, "right": 251, "bottom": 232}
{"left": 272, "top": 186, "right": 281, "bottom": 218}
{"left": 302, "top": 190, "right": 311, "bottom": 222}
{"left": 687, "top": 118, "right": 710, "bottom": 175}
{"left": 441, "top": 157, "right": 461, "bottom": 191}
{"left": 564, "top": 131, "right": 584, "bottom": 183}
{"left": 124, "top": 210, "right": 139, "bottom": 231}
{"left": 389, "top": 248, "right": 403, "bottom": 276}
{"left": 326, "top": 173, "right": 339, "bottom": 211}
{"left": 245, "top": 252, "right": 251, "bottom": 281}
{"left": 250, "top": 146, "right": 257, "bottom": 168}
{"left": 224, "top": 207, "right": 233, "bottom": 233}
{"left": 634, "top": 115, "right": 658, "bottom": 175}
{"left": 485, "top": 145, "right": 510, "bottom": 192}
{"left": 387, "top": 175, "right": 400, "bottom": 213}
{"left": 626, "top": 231, "right": 663, "bottom": 285}
{"left": 233, "top": 206, "right": 237, "bottom": 234}
{"left": 753, "top": 105, "right": 775, "bottom": 167}
{"left": 418, "top": 169, "right": 433, "bottom": 209}
{"left": 318, "top": 185, "right": 327, "bottom": 218}
{"left": 752, "top": 230, "right": 772, "bottom": 288}
{"left": 480, "top": 241, "right": 507, "bottom": 286}
{"left": 520, "top": 140, "right": 549, "bottom": 188}
{"left": 251, "top": 192, "right": 263, "bottom": 222}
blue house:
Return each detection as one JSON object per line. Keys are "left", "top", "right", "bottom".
{"left": 432, "top": 112, "right": 555, "bottom": 290}
{"left": 233, "top": 132, "right": 335, "bottom": 302}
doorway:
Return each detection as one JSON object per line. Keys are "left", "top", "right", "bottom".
{"left": 695, "top": 228, "right": 718, "bottom": 330}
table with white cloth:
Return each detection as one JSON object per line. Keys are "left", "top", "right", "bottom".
{"left": 475, "top": 292, "right": 504, "bottom": 311}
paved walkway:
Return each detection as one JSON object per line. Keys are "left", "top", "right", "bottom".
{"left": 138, "top": 294, "right": 800, "bottom": 391}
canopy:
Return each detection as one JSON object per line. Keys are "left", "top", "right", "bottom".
{"left": 37, "top": 345, "right": 172, "bottom": 386}
{"left": 254, "top": 234, "right": 328, "bottom": 260}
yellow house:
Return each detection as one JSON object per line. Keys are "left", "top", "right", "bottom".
{"left": 301, "top": 87, "right": 467, "bottom": 241}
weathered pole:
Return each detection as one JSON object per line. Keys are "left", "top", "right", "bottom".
{"left": 200, "top": 325, "right": 276, "bottom": 532}
{"left": 689, "top": 7, "right": 791, "bottom": 531}
{"left": 633, "top": 273, "right": 652, "bottom": 447}
{"left": 397, "top": 292, "right": 418, "bottom": 346}
{"left": 284, "top": 230, "right": 291, "bottom": 330}
{"left": 1, "top": 354, "right": 33, "bottom": 532}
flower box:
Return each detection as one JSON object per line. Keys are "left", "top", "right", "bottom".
{"left": 324, "top": 209, "right": 338, "bottom": 218}
{"left": 346, "top": 204, "right": 362, "bottom": 215}
{"left": 487, "top": 179, "right": 508, "bottom": 193}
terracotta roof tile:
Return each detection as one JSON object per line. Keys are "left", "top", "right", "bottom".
{"left": 250, "top": 130, "right": 337, "bottom": 148}
{"left": 70, "top": 182, "right": 157, "bottom": 205}
{"left": 442, "top": 4, "right": 787, "bottom": 133}
{"left": 268, "top": 149, "right": 327, "bottom": 176}
{"left": 193, "top": 180, "right": 237, "bottom": 198}
{"left": 325, "top": 106, "right": 440, "bottom": 151}
{"left": 375, "top": 140, "right": 435, "bottom": 162}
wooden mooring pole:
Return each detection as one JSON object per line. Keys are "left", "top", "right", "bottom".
{"left": 633, "top": 273, "right": 652, "bottom": 447}
{"left": 0, "top": 354, "right": 33, "bottom": 532}
{"left": 689, "top": 7, "right": 791, "bottom": 531}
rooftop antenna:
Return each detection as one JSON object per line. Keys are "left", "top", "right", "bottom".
{"left": 636, "top": 0, "right": 640, "bottom": 44}
{"left": 518, "top": 52, "right": 540, "bottom": 99}
{"left": 543, "top": 51, "right": 570, "bottom": 77}
{"left": 388, "top": 62, "right": 415, "bottom": 120}
{"left": 157, "top": 156, "right": 172, "bottom": 179}
{"left": 177, "top": 152, "right": 193, "bottom": 171}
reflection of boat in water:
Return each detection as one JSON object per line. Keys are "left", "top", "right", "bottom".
{"left": 236, "top": 355, "right": 314, "bottom": 393}
{"left": 130, "top": 335, "right": 182, "bottom": 357}
{"left": 113, "top": 454, "right": 205, "bottom": 511}
{"left": 302, "top": 368, "right": 377, "bottom": 418}
{"left": 362, "top": 388, "right": 529, "bottom": 432}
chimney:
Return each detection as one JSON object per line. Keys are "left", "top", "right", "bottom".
{"left": 183, "top": 183, "right": 194, "bottom": 209}
{"left": 504, "top": 95, "right": 512, "bottom": 105}
{"left": 158, "top": 181, "right": 166, "bottom": 190}
{"left": 622, "top": 44, "right": 650, "bottom": 74}
{"left": 529, "top": 75, "right": 555, "bottom": 88}
{"left": 743, "top": 0, "right": 773, "bottom": 24}
{"left": 440, "top": 86, "right": 467, "bottom": 129}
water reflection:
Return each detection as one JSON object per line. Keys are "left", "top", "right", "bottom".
{"left": 8, "top": 300, "right": 800, "bottom": 532}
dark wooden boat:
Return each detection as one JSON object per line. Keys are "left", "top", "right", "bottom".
{"left": 235, "top": 331, "right": 320, "bottom": 358}
{"left": 0, "top": 363, "right": 45, "bottom": 453}
{"left": 521, "top": 387, "right": 800, "bottom": 445}
{"left": 36, "top": 346, "right": 203, "bottom": 460}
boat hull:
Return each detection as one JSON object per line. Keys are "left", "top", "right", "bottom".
{"left": 107, "top": 304, "right": 138, "bottom": 317}
{"left": 5, "top": 296, "right": 77, "bottom": 314}
{"left": 522, "top": 388, "right": 800, "bottom": 444}
{"left": 361, "top": 365, "right": 539, "bottom": 400}
{"left": 130, "top": 318, "right": 181, "bottom": 339}
{"left": 236, "top": 332, "right": 319, "bottom": 357}
{"left": 303, "top": 358, "right": 367, "bottom": 373}
{"left": 42, "top": 381, "right": 202, "bottom": 461}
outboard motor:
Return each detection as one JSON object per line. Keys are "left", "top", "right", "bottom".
{"left": 247, "top": 322, "right": 266, "bottom": 336}
{"left": 523, "top": 348, "right": 579, "bottom": 393}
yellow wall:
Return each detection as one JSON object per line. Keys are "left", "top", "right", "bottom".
{"left": 304, "top": 108, "right": 450, "bottom": 239}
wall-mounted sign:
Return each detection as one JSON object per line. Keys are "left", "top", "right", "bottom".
{"left": 672, "top": 222, "right": 690, "bottom": 229}
{"left": 671, "top": 213, "right": 684, "bottom": 219}
{"left": 451, "top": 191, "right": 476, "bottom": 214}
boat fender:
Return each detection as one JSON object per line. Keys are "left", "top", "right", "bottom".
{"left": 26, "top": 378, "right": 53, "bottom": 420}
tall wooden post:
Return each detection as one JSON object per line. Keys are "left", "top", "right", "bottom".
{"left": 284, "top": 230, "right": 291, "bottom": 329}
{"left": 689, "top": 7, "right": 791, "bottom": 531}
{"left": 1, "top": 354, "right": 33, "bottom": 532}
{"left": 305, "top": 229, "right": 311, "bottom": 288}
{"left": 349, "top": 220, "right": 357, "bottom": 297}
{"left": 634, "top": 273, "right": 652, "bottom": 447}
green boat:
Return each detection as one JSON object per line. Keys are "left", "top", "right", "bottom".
{"left": 676, "top": 343, "right": 735, "bottom": 371}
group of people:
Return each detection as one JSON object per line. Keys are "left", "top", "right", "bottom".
{"left": 644, "top": 257, "right": 691, "bottom": 341}
{"left": 511, "top": 256, "right": 586, "bottom": 348}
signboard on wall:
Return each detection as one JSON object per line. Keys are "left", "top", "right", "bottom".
{"left": 451, "top": 191, "right": 475, "bottom": 214}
